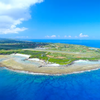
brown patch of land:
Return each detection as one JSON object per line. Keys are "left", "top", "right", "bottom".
{"left": 76, "top": 56, "right": 81, "bottom": 58}
{"left": 47, "top": 55, "right": 66, "bottom": 59}
{"left": 56, "top": 57, "right": 66, "bottom": 59}
{"left": 46, "top": 55, "right": 54, "bottom": 58}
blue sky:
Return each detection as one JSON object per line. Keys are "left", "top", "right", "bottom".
{"left": 0, "top": 0, "right": 100, "bottom": 39}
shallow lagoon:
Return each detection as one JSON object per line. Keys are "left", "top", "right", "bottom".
{"left": 9, "top": 55, "right": 43, "bottom": 67}
{"left": 7, "top": 54, "right": 100, "bottom": 67}
{"left": 74, "top": 60, "right": 100, "bottom": 65}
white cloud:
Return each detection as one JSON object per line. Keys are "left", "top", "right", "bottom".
{"left": 0, "top": 27, "right": 27, "bottom": 34}
{"left": 68, "top": 35, "right": 71, "bottom": 38}
{"left": 0, "top": 0, "right": 43, "bottom": 34}
{"left": 45, "top": 35, "right": 50, "bottom": 38}
{"left": 51, "top": 35, "right": 56, "bottom": 38}
{"left": 64, "top": 35, "right": 67, "bottom": 38}
{"left": 45, "top": 35, "right": 56, "bottom": 38}
{"left": 79, "top": 33, "right": 88, "bottom": 37}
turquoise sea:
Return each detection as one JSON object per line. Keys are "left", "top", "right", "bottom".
{"left": 1, "top": 39, "right": 100, "bottom": 100}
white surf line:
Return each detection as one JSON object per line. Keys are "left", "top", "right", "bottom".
{"left": 3, "top": 66, "right": 100, "bottom": 76}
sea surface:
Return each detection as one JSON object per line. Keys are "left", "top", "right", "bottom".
{"left": 25, "top": 39, "right": 100, "bottom": 48}
{"left": 1, "top": 39, "right": 100, "bottom": 100}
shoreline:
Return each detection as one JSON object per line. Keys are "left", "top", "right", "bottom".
{"left": 10, "top": 53, "right": 100, "bottom": 67}
{"left": 3, "top": 53, "right": 100, "bottom": 67}
{"left": 2, "top": 65, "right": 100, "bottom": 76}
{"left": 1, "top": 60, "right": 100, "bottom": 75}
{"left": 0, "top": 54, "right": 100, "bottom": 75}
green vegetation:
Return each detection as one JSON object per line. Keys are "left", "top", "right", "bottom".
{"left": 45, "top": 43, "right": 93, "bottom": 52}
{"left": 0, "top": 39, "right": 48, "bottom": 50}
{"left": 0, "top": 49, "right": 100, "bottom": 65}
{"left": 0, "top": 38, "right": 100, "bottom": 65}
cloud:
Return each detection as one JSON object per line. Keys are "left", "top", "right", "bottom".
{"left": 0, "top": 0, "right": 43, "bottom": 34}
{"left": 0, "top": 27, "right": 27, "bottom": 34}
{"left": 68, "top": 35, "right": 71, "bottom": 38}
{"left": 79, "top": 33, "right": 88, "bottom": 37}
{"left": 45, "top": 35, "right": 50, "bottom": 38}
{"left": 45, "top": 35, "right": 56, "bottom": 38}
{"left": 64, "top": 35, "right": 67, "bottom": 38}
{"left": 51, "top": 35, "right": 56, "bottom": 38}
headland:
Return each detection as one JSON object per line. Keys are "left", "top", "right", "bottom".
{"left": 0, "top": 39, "right": 100, "bottom": 75}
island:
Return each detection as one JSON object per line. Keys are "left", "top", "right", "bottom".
{"left": 0, "top": 39, "right": 100, "bottom": 75}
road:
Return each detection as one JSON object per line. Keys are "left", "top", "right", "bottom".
{"left": 23, "top": 49, "right": 85, "bottom": 54}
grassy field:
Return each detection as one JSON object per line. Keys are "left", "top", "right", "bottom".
{"left": 0, "top": 39, "right": 100, "bottom": 65}
{"left": 0, "top": 48, "right": 100, "bottom": 65}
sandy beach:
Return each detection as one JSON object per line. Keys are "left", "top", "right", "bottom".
{"left": 11, "top": 53, "right": 30, "bottom": 58}
{"left": 0, "top": 54, "right": 100, "bottom": 75}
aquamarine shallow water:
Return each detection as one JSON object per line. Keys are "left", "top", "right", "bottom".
{"left": 10, "top": 55, "right": 42, "bottom": 66}
{"left": 1, "top": 40, "right": 100, "bottom": 100}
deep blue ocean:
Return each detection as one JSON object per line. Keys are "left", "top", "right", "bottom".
{"left": 25, "top": 39, "right": 100, "bottom": 48}
{"left": 1, "top": 39, "right": 100, "bottom": 100}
